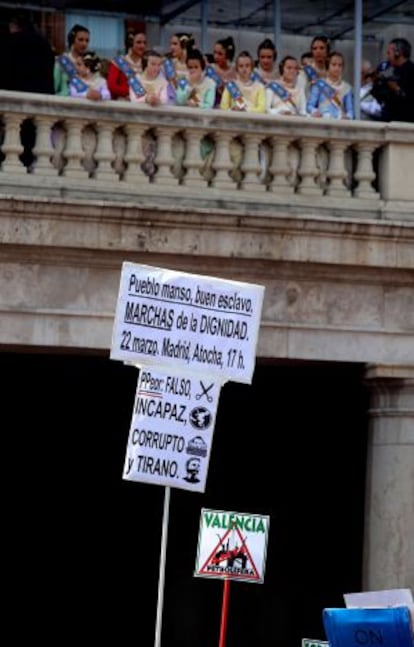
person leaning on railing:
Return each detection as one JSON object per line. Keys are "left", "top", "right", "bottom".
{"left": 129, "top": 49, "right": 174, "bottom": 177}
{"left": 69, "top": 52, "right": 110, "bottom": 101}
{"left": 175, "top": 47, "right": 216, "bottom": 180}
{"left": 220, "top": 50, "right": 266, "bottom": 183}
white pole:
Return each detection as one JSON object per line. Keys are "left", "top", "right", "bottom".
{"left": 154, "top": 485, "right": 171, "bottom": 647}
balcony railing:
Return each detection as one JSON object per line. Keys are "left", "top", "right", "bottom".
{"left": 1, "top": 90, "right": 413, "bottom": 221}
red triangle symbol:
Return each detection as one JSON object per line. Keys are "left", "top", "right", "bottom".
{"left": 199, "top": 525, "right": 261, "bottom": 580}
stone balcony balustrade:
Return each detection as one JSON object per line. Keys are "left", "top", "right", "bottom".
{"left": 0, "top": 90, "right": 413, "bottom": 221}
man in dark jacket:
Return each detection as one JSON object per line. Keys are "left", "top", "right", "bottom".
{"left": 4, "top": 13, "right": 55, "bottom": 94}
{"left": 372, "top": 37, "right": 414, "bottom": 123}
{"left": 2, "top": 14, "right": 55, "bottom": 168}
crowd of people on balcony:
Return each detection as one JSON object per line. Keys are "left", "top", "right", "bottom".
{"left": 1, "top": 13, "right": 413, "bottom": 124}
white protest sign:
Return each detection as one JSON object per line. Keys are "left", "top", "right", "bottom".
{"left": 110, "top": 263, "right": 265, "bottom": 384}
{"left": 194, "top": 508, "right": 270, "bottom": 583}
{"left": 344, "top": 589, "right": 413, "bottom": 608}
{"left": 123, "top": 368, "right": 221, "bottom": 492}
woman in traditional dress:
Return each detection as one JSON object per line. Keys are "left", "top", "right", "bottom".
{"left": 253, "top": 38, "right": 279, "bottom": 84}
{"left": 129, "top": 50, "right": 173, "bottom": 177}
{"left": 266, "top": 55, "right": 307, "bottom": 116}
{"left": 175, "top": 48, "right": 215, "bottom": 109}
{"left": 220, "top": 50, "right": 266, "bottom": 113}
{"left": 297, "top": 34, "right": 330, "bottom": 97}
{"left": 307, "top": 51, "right": 354, "bottom": 119}
{"left": 54, "top": 23, "right": 90, "bottom": 96}
{"left": 175, "top": 48, "right": 216, "bottom": 180}
{"left": 220, "top": 51, "right": 266, "bottom": 182}
{"left": 69, "top": 51, "right": 110, "bottom": 101}
{"left": 209, "top": 36, "right": 237, "bottom": 106}
{"left": 107, "top": 30, "right": 147, "bottom": 101}
{"left": 129, "top": 49, "right": 171, "bottom": 105}
{"left": 164, "top": 32, "right": 194, "bottom": 84}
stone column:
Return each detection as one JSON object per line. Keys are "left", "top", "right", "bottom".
{"left": 363, "top": 364, "right": 414, "bottom": 590}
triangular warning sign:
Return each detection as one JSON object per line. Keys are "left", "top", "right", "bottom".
{"left": 199, "top": 525, "right": 261, "bottom": 581}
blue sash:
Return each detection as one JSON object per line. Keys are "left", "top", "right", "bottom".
{"left": 268, "top": 80, "right": 290, "bottom": 100}
{"left": 205, "top": 65, "right": 223, "bottom": 86}
{"left": 315, "top": 78, "right": 342, "bottom": 109}
{"left": 58, "top": 55, "right": 89, "bottom": 92}
{"left": 113, "top": 55, "right": 146, "bottom": 97}
{"left": 323, "top": 607, "right": 414, "bottom": 647}
{"left": 163, "top": 58, "right": 176, "bottom": 82}
{"left": 303, "top": 65, "right": 319, "bottom": 83}
{"left": 226, "top": 80, "right": 245, "bottom": 106}
{"left": 58, "top": 54, "right": 77, "bottom": 79}
{"left": 250, "top": 70, "right": 266, "bottom": 85}
{"left": 177, "top": 77, "right": 189, "bottom": 90}
{"left": 70, "top": 76, "right": 89, "bottom": 93}
{"left": 268, "top": 80, "right": 299, "bottom": 113}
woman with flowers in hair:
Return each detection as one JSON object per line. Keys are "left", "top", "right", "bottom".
{"left": 69, "top": 51, "right": 110, "bottom": 101}
{"left": 164, "top": 32, "right": 195, "bottom": 84}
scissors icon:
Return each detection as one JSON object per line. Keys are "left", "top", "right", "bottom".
{"left": 196, "top": 380, "right": 214, "bottom": 403}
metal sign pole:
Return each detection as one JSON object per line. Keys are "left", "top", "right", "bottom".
{"left": 218, "top": 578, "right": 231, "bottom": 647}
{"left": 154, "top": 485, "right": 171, "bottom": 647}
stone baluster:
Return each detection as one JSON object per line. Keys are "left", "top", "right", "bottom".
{"left": 268, "top": 135, "right": 295, "bottom": 195}
{"left": 353, "top": 142, "right": 378, "bottom": 199}
{"left": 32, "top": 116, "right": 56, "bottom": 176}
{"left": 182, "top": 129, "right": 207, "bottom": 188}
{"left": 211, "top": 132, "right": 235, "bottom": 190}
{"left": 153, "top": 127, "right": 178, "bottom": 186}
{"left": 123, "top": 124, "right": 148, "bottom": 184}
{"left": 297, "top": 138, "right": 323, "bottom": 195}
{"left": 325, "top": 140, "right": 350, "bottom": 197}
{"left": 240, "top": 134, "right": 266, "bottom": 192}
{"left": 62, "top": 119, "right": 86, "bottom": 179}
{"left": 94, "top": 123, "right": 116, "bottom": 182}
{"left": 0, "top": 113, "right": 25, "bottom": 174}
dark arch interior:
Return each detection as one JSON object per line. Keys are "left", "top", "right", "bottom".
{"left": 3, "top": 351, "right": 368, "bottom": 646}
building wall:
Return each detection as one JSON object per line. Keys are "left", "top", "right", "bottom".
{"left": 2, "top": 350, "right": 369, "bottom": 646}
